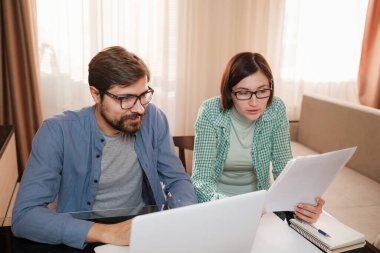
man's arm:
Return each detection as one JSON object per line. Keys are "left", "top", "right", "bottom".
{"left": 11, "top": 121, "right": 92, "bottom": 249}
{"left": 153, "top": 108, "right": 198, "bottom": 208}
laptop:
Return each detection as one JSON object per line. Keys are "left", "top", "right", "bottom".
{"left": 129, "top": 190, "right": 266, "bottom": 253}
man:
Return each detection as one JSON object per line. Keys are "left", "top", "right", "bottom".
{"left": 12, "top": 46, "right": 198, "bottom": 249}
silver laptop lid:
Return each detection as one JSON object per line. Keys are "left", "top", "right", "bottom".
{"left": 130, "top": 190, "right": 266, "bottom": 253}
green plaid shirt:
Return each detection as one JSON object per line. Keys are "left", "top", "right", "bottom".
{"left": 191, "top": 96, "right": 293, "bottom": 202}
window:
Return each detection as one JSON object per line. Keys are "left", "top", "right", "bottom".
{"left": 278, "top": 0, "right": 368, "bottom": 118}
{"left": 37, "top": 0, "right": 179, "bottom": 127}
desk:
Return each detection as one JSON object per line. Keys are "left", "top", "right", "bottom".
{"left": 2, "top": 213, "right": 378, "bottom": 253}
{"left": 252, "top": 212, "right": 322, "bottom": 252}
{"left": 0, "top": 125, "right": 18, "bottom": 223}
{"left": 255, "top": 213, "right": 380, "bottom": 253}
{"left": 0, "top": 227, "right": 94, "bottom": 253}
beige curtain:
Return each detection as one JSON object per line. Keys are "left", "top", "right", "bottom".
{"left": 277, "top": 0, "right": 368, "bottom": 120}
{"left": 174, "top": 0, "right": 285, "bottom": 135}
{"left": 0, "top": 0, "right": 42, "bottom": 176}
{"left": 358, "top": 0, "right": 380, "bottom": 109}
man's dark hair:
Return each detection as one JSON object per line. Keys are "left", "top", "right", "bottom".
{"left": 88, "top": 46, "right": 150, "bottom": 91}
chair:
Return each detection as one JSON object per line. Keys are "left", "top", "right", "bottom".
{"left": 172, "top": 136, "right": 194, "bottom": 174}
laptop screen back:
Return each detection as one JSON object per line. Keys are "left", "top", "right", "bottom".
{"left": 129, "top": 190, "right": 266, "bottom": 253}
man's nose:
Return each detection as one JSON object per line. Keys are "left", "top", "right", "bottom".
{"left": 130, "top": 99, "right": 145, "bottom": 114}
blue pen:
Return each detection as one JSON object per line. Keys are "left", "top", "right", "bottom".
{"left": 310, "top": 224, "right": 331, "bottom": 238}
{"left": 295, "top": 216, "right": 332, "bottom": 238}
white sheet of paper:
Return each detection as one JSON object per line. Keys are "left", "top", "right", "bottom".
{"left": 265, "top": 147, "right": 356, "bottom": 212}
{"left": 94, "top": 244, "right": 129, "bottom": 253}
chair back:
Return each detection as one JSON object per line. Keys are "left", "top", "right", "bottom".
{"left": 172, "top": 136, "right": 194, "bottom": 173}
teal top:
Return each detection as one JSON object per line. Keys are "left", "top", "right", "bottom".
{"left": 217, "top": 106, "right": 257, "bottom": 196}
{"left": 191, "top": 96, "right": 292, "bottom": 202}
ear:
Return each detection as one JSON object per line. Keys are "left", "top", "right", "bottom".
{"left": 89, "top": 86, "right": 101, "bottom": 104}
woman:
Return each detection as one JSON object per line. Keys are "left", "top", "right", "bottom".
{"left": 191, "top": 52, "right": 324, "bottom": 223}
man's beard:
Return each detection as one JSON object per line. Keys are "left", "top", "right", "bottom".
{"left": 100, "top": 109, "right": 144, "bottom": 135}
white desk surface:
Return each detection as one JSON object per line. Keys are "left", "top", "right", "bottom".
{"left": 95, "top": 212, "right": 323, "bottom": 253}
{"left": 252, "top": 212, "right": 322, "bottom": 253}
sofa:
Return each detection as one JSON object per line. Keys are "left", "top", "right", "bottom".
{"left": 289, "top": 94, "right": 380, "bottom": 247}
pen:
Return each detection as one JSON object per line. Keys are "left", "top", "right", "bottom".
{"left": 295, "top": 216, "right": 332, "bottom": 238}
{"left": 310, "top": 224, "right": 331, "bottom": 238}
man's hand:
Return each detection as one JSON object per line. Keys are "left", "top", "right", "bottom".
{"left": 295, "top": 197, "right": 325, "bottom": 223}
{"left": 261, "top": 208, "right": 267, "bottom": 217}
{"left": 86, "top": 219, "right": 132, "bottom": 245}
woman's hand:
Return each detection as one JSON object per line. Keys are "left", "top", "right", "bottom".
{"left": 295, "top": 197, "right": 325, "bottom": 223}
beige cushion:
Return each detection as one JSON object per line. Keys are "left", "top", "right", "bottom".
{"left": 297, "top": 95, "right": 380, "bottom": 183}
{"left": 374, "top": 234, "right": 380, "bottom": 249}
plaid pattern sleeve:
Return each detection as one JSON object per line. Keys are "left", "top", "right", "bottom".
{"left": 270, "top": 99, "right": 293, "bottom": 179}
{"left": 191, "top": 96, "right": 293, "bottom": 203}
{"left": 191, "top": 97, "right": 229, "bottom": 202}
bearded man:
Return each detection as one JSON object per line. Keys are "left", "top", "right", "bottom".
{"left": 12, "top": 46, "right": 197, "bottom": 249}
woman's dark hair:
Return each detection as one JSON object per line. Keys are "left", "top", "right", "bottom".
{"left": 88, "top": 46, "right": 150, "bottom": 91}
{"left": 220, "top": 52, "right": 274, "bottom": 110}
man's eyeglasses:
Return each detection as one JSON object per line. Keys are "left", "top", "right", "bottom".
{"left": 102, "top": 87, "right": 154, "bottom": 109}
{"left": 232, "top": 86, "right": 272, "bottom": 100}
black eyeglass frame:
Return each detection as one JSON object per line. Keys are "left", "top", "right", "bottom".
{"left": 102, "top": 86, "right": 154, "bottom": 109}
{"left": 232, "top": 83, "right": 273, "bottom": 100}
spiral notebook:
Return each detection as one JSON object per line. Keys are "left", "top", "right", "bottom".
{"left": 289, "top": 212, "right": 366, "bottom": 253}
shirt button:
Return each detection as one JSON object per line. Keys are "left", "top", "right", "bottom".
{"left": 96, "top": 154, "right": 100, "bottom": 158}
{"left": 94, "top": 179, "right": 98, "bottom": 183}
{"left": 87, "top": 201, "right": 91, "bottom": 205}
{"left": 100, "top": 139, "right": 105, "bottom": 142}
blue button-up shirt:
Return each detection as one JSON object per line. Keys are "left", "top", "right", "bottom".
{"left": 12, "top": 104, "right": 197, "bottom": 249}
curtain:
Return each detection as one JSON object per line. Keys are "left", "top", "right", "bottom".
{"left": 175, "top": 0, "right": 285, "bottom": 134}
{"left": 358, "top": 0, "right": 380, "bottom": 109}
{"left": 36, "top": 0, "right": 369, "bottom": 134}
{"left": 37, "top": 0, "right": 182, "bottom": 131}
{"left": 36, "top": 0, "right": 285, "bottom": 136}
{"left": 0, "top": 0, "right": 42, "bottom": 176}
{"left": 277, "top": 0, "right": 369, "bottom": 120}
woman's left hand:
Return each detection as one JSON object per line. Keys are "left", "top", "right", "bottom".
{"left": 295, "top": 197, "right": 325, "bottom": 223}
